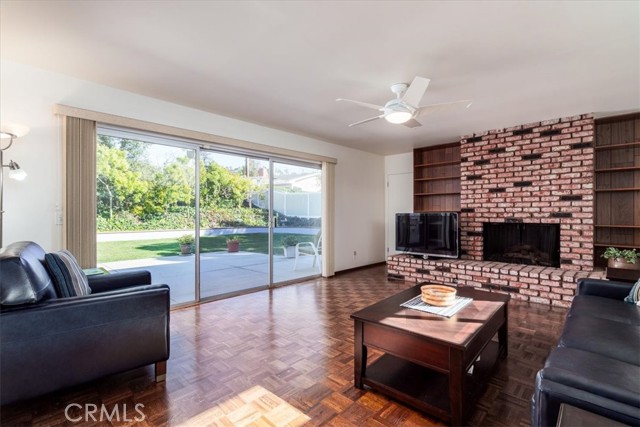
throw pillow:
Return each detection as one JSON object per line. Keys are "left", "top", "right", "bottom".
{"left": 44, "top": 253, "right": 74, "bottom": 297}
{"left": 44, "top": 250, "right": 91, "bottom": 297}
{"left": 624, "top": 278, "right": 640, "bottom": 305}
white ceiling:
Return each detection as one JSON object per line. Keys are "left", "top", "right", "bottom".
{"left": 1, "top": 1, "right": 639, "bottom": 155}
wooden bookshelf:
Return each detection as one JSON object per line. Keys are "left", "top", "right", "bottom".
{"left": 413, "top": 142, "right": 461, "bottom": 212}
{"left": 593, "top": 113, "right": 640, "bottom": 267}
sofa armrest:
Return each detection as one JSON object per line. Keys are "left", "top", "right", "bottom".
{"left": 576, "top": 278, "right": 634, "bottom": 300}
{"left": 532, "top": 371, "right": 640, "bottom": 427}
{"left": 88, "top": 269, "right": 152, "bottom": 293}
{"left": 0, "top": 284, "right": 169, "bottom": 405}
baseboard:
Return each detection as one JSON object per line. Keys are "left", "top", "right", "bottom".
{"left": 334, "top": 261, "right": 386, "bottom": 276}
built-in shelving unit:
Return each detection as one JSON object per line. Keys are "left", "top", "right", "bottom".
{"left": 593, "top": 113, "right": 640, "bottom": 267}
{"left": 594, "top": 187, "right": 640, "bottom": 192}
{"left": 414, "top": 176, "right": 461, "bottom": 182}
{"left": 414, "top": 142, "right": 461, "bottom": 212}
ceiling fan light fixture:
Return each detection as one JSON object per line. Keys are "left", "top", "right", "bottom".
{"left": 385, "top": 110, "right": 413, "bottom": 124}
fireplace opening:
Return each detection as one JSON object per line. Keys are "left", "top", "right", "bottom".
{"left": 483, "top": 222, "right": 560, "bottom": 267}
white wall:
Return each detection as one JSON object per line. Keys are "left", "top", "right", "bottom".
{"left": 0, "top": 60, "right": 385, "bottom": 271}
{"left": 384, "top": 153, "right": 413, "bottom": 257}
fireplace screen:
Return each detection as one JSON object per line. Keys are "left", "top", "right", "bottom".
{"left": 483, "top": 222, "right": 560, "bottom": 267}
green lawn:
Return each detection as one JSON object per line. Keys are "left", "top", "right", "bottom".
{"left": 97, "top": 233, "right": 316, "bottom": 263}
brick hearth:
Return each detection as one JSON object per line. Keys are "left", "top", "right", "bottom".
{"left": 388, "top": 113, "right": 602, "bottom": 306}
{"left": 386, "top": 255, "right": 605, "bottom": 308}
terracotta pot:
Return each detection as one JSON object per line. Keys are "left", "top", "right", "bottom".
{"left": 608, "top": 257, "right": 640, "bottom": 270}
{"left": 180, "top": 244, "right": 192, "bottom": 255}
{"left": 227, "top": 240, "right": 240, "bottom": 253}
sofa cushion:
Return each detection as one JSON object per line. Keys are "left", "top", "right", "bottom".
{"left": 559, "top": 315, "right": 640, "bottom": 366}
{"left": 542, "top": 347, "right": 640, "bottom": 408}
{"left": 0, "top": 241, "right": 57, "bottom": 306}
{"left": 44, "top": 251, "right": 91, "bottom": 297}
{"left": 569, "top": 295, "right": 640, "bottom": 325}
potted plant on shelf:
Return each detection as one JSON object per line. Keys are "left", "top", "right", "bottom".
{"left": 283, "top": 236, "right": 299, "bottom": 258}
{"left": 178, "top": 234, "right": 194, "bottom": 255}
{"left": 226, "top": 237, "right": 240, "bottom": 253}
{"left": 602, "top": 247, "right": 640, "bottom": 270}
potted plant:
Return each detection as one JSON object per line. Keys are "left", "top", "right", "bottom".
{"left": 226, "top": 236, "right": 240, "bottom": 253}
{"left": 602, "top": 247, "right": 639, "bottom": 270}
{"left": 178, "top": 234, "right": 194, "bottom": 255}
{"left": 283, "top": 236, "right": 299, "bottom": 258}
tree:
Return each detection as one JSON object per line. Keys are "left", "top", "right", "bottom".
{"left": 96, "top": 144, "right": 148, "bottom": 218}
{"left": 200, "top": 160, "right": 254, "bottom": 209}
{"left": 144, "top": 157, "right": 195, "bottom": 216}
{"left": 97, "top": 135, "right": 264, "bottom": 230}
{"left": 97, "top": 135, "right": 147, "bottom": 167}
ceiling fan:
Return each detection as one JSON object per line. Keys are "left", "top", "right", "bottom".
{"left": 336, "top": 76, "right": 472, "bottom": 128}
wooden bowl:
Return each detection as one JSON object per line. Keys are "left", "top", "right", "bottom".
{"left": 421, "top": 285, "right": 457, "bottom": 307}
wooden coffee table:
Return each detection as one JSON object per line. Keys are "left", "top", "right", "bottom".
{"left": 351, "top": 284, "right": 509, "bottom": 426}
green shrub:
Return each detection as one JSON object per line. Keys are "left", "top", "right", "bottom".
{"left": 177, "top": 234, "right": 194, "bottom": 245}
{"left": 282, "top": 236, "right": 299, "bottom": 246}
{"left": 97, "top": 212, "right": 142, "bottom": 231}
{"left": 200, "top": 207, "right": 268, "bottom": 228}
{"left": 97, "top": 206, "right": 268, "bottom": 232}
{"left": 278, "top": 215, "right": 321, "bottom": 227}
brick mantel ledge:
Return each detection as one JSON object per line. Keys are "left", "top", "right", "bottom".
{"left": 387, "top": 254, "right": 605, "bottom": 307}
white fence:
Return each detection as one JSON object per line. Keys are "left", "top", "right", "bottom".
{"left": 251, "top": 190, "right": 321, "bottom": 218}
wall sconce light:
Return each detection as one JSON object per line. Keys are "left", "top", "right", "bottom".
{"left": 1, "top": 124, "right": 30, "bottom": 247}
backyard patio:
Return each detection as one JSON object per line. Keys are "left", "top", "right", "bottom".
{"left": 99, "top": 250, "right": 321, "bottom": 304}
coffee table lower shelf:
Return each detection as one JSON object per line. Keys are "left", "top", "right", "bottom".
{"left": 362, "top": 340, "right": 500, "bottom": 424}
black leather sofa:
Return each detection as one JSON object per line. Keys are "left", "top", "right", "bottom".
{"left": 532, "top": 278, "right": 640, "bottom": 426}
{"left": 0, "top": 241, "right": 170, "bottom": 405}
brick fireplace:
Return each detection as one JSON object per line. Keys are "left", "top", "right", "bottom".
{"left": 387, "top": 113, "right": 605, "bottom": 307}
{"left": 460, "top": 113, "right": 595, "bottom": 270}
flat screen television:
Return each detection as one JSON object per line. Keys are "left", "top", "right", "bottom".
{"left": 395, "top": 212, "right": 459, "bottom": 258}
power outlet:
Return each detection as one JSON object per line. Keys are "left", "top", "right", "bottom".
{"left": 353, "top": 251, "right": 357, "bottom": 257}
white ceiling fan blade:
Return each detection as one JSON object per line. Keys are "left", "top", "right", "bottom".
{"left": 415, "top": 100, "right": 473, "bottom": 118}
{"left": 402, "top": 118, "right": 422, "bottom": 128}
{"left": 348, "top": 115, "right": 384, "bottom": 127}
{"left": 336, "top": 98, "right": 384, "bottom": 110}
{"left": 401, "top": 76, "right": 430, "bottom": 106}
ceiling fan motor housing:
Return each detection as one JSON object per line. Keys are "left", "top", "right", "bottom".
{"left": 390, "top": 82, "right": 409, "bottom": 97}
{"left": 384, "top": 99, "right": 415, "bottom": 114}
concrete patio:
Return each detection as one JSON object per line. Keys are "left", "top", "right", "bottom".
{"left": 99, "top": 250, "right": 321, "bottom": 305}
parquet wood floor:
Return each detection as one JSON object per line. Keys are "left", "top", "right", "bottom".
{"left": 0, "top": 265, "right": 568, "bottom": 427}
{"left": 179, "top": 385, "right": 309, "bottom": 427}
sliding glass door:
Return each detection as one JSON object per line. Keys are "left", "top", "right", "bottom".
{"left": 199, "top": 150, "right": 270, "bottom": 299}
{"left": 96, "top": 130, "right": 196, "bottom": 305}
{"left": 272, "top": 161, "right": 322, "bottom": 283}
{"left": 97, "top": 127, "right": 322, "bottom": 306}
